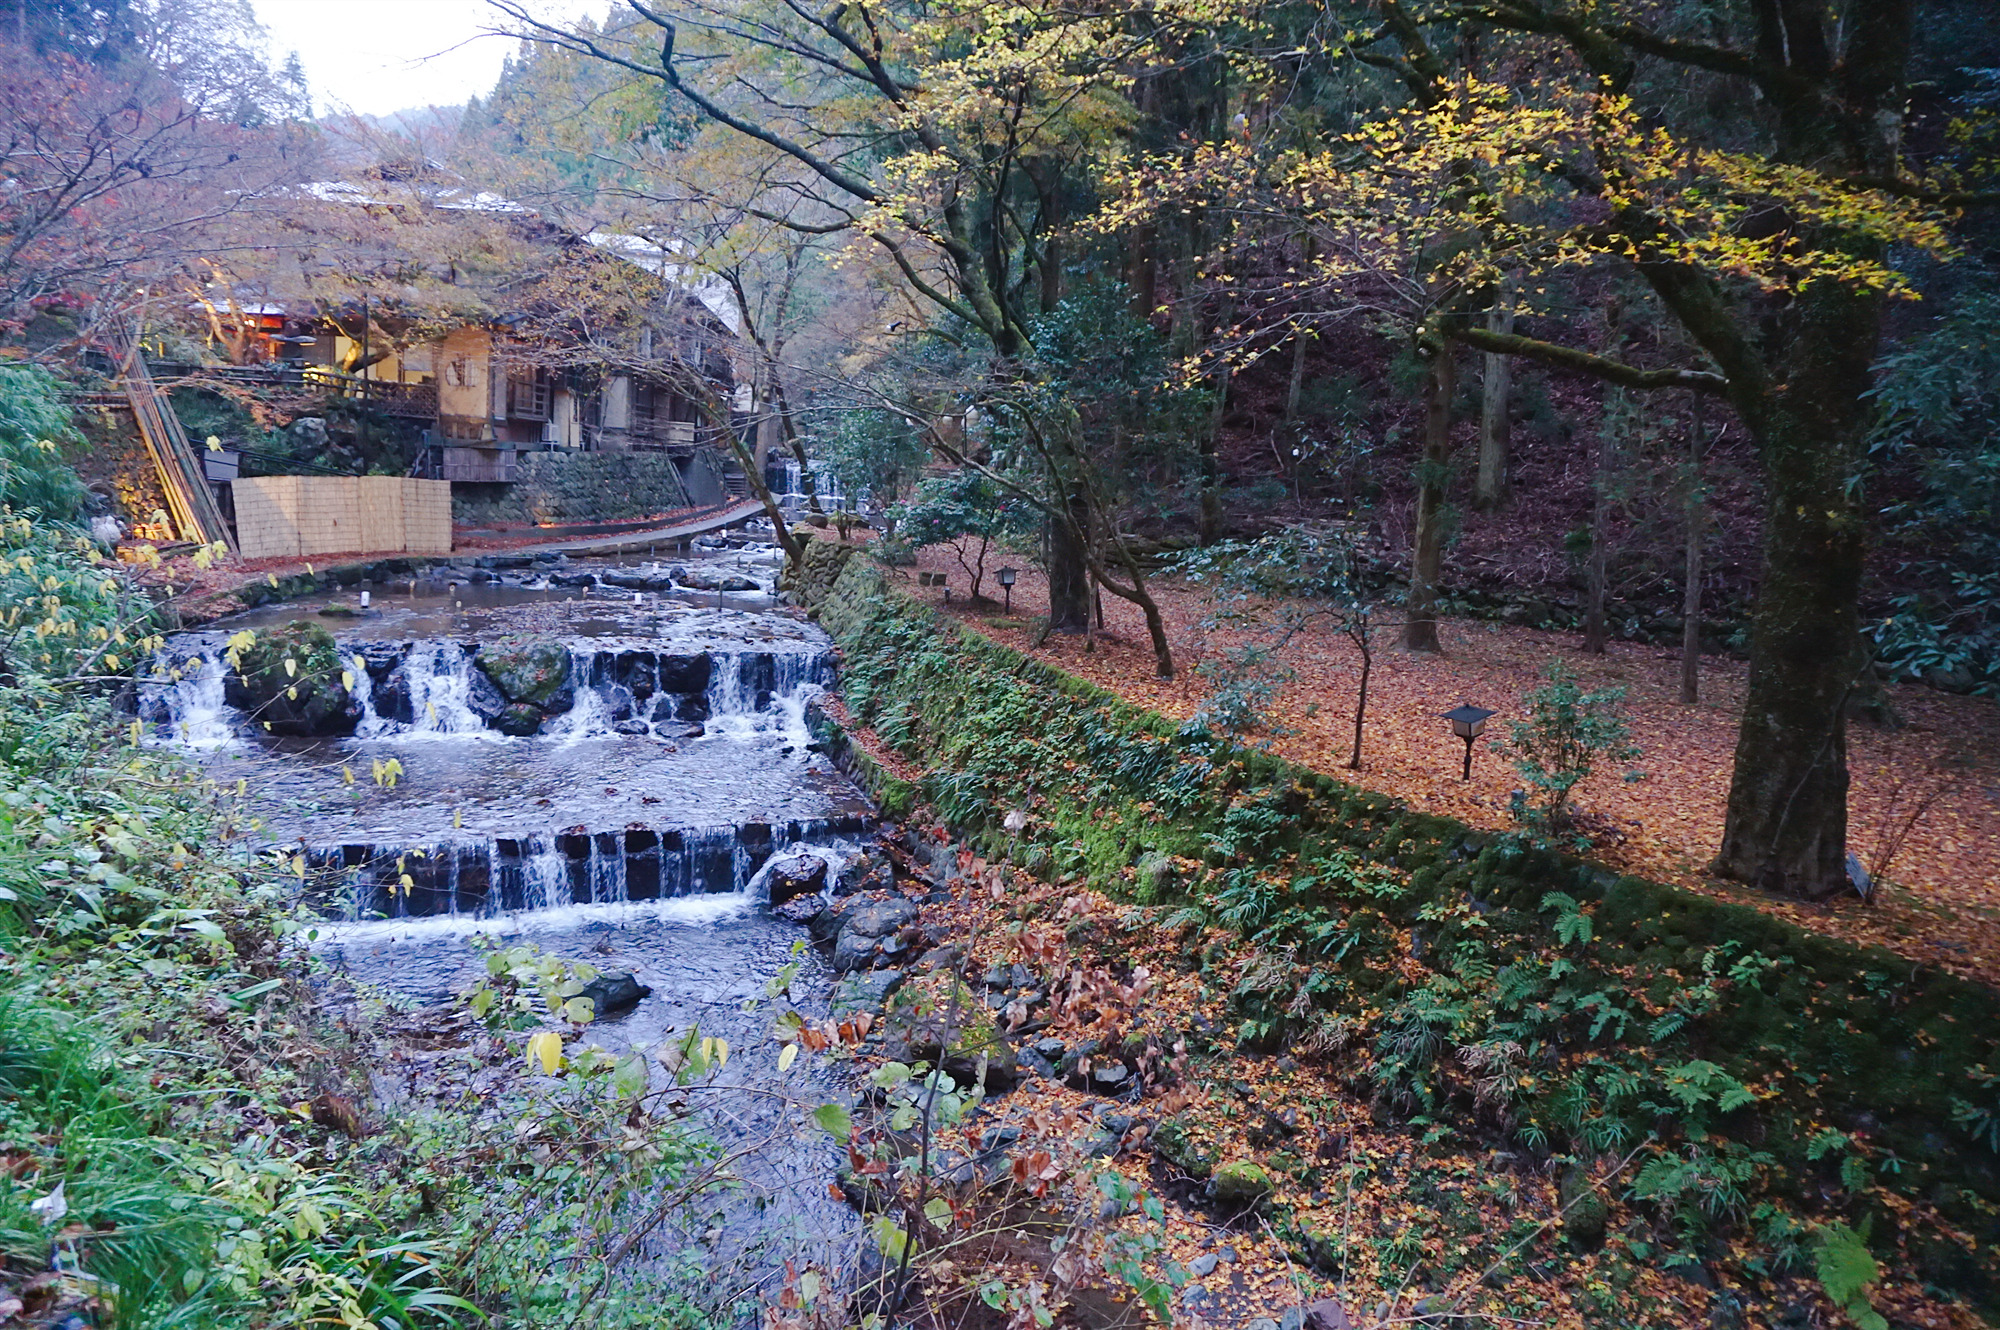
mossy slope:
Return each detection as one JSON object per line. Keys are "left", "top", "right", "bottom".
{"left": 801, "top": 544, "right": 2000, "bottom": 1311}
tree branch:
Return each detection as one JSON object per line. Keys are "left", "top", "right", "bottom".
{"left": 1841, "top": 177, "right": 2000, "bottom": 209}
{"left": 865, "top": 230, "right": 981, "bottom": 327}
{"left": 1453, "top": 326, "right": 1727, "bottom": 393}
{"left": 493, "top": 1, "right": 884, "bottom": 205}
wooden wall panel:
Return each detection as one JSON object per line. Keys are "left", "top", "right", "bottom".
{"left": 403, "top": 479, "right": 453, "bottom": 554}
{"left": 357, "top": 476, "right": 405, "bottom": 554}
{"left": 295, "top": 477, "right": 361, "bottom": 556}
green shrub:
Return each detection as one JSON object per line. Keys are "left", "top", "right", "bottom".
{"left": 1505, "top": 658, "right": 1640, "bottom": 825}
{"left": 0, "top": 366, "right": 87, "bottom": 524}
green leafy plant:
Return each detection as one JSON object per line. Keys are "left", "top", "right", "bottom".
{"left": 1175, "top": 524, "right": 1384, "bottom": 764}
{"left": 1814, "top": 1222, "right": 1889, "bottom": 1330}
{"left": 0, "top": 515, "right": 158, "bottom": 682}
{"left": 1506, "top": 659, "right": 1641, "bottom": 825}
{"left": 0, "top": 366, "right": 87, "bottom": 523}
{"left": 887, "top": 469, "right": 1032, "bottom": 603}
{"left": 462, "top": 940, "right": 605, "bottom": 1028}
{"left": 1865, "top": 290, "right": 2000, "bottom": 695}
{"left": 1631, "top": 1140, "right": 1770, "bottom": 1250}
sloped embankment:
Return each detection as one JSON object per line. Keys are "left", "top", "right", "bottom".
{"left": 794, "top": 538, "right": 2000, "bottom": 1320}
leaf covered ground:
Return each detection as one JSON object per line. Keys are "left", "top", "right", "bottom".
{"left": 896, "top": 539, "right": 2000, "bottom": 989}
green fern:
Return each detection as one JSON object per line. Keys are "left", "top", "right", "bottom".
{"left": 1814, "top": 1223, "right": 1888, "bottom": 1330}
{"left": 1539, "top": 891, "right": 1593, "bottom": 947}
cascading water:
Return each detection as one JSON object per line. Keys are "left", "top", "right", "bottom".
{"left": 522, "top": 836, "right": 569, "bottom": 911}
{"left": 306, "top": 815, "right": 869, "bottom": 921}
{"left": 163, "top": 552, "right": 869, "bottom": 1284}
{"left": 393, "top": 641, "right": 494, "bottom": 739}
{"left": 588, "top": 832, "right": 628, "bottom": 904}
{"left": 139, "top": 645, "right": 235, "bottom": 748}
{"left": 344, "top": 654, "right": 378, "bottom": 731}
{"left": 702, "top": 649, "right": 829, "bottom": 744}
{"left": 545, "top": 646, "right": 613, "bottom": 743}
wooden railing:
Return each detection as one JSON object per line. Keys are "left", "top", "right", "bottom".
{"left": 628, "top": 419, "right": 698, "bottom": 451}
{"left": 299, "top": 369, "right": 440, "bottom": 419}
{"left": 369, "top": 380, "right": 439, "bottom": 419}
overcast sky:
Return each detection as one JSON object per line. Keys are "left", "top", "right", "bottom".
{"left": 249, "top": 0, "right": 605, "bottom": 118}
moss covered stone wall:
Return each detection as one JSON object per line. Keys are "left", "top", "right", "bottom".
{"left": 800, "top": 543, "right": 2000, "bottom": 1310}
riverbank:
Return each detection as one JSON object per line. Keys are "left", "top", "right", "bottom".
{"left": 106, "top": 498, "right": 772, "bottom": 628}
{"left": 793, "top": 537, "right": 2000, "bottom": 1329}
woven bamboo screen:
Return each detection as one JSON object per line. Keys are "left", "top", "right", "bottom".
{"left": 233, "top": 477, "right": 453, "bottom": 560}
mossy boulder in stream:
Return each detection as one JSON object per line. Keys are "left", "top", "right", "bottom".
{"left": 476, "top": 640, "right": 573, "bottom": 709}
{"left": 225, "top": 620, "right": 359, "bottom": 736}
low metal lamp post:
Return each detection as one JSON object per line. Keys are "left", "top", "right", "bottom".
{"left": 1441, "top": 703, "right": 1496, "bottom": 780}
{"left": 997, "top": 565, "right": 1017, "bottom": 613}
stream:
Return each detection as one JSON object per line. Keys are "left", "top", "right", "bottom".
{"left": 137, "top": 538, "right": 870, "bottom": 1300}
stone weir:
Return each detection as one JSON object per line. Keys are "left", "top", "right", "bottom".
{"left": 305, "top": 814, "right": 873, "bottom": 920}
{"left": 136, "top": 636, "right": 835, "bottom": 744}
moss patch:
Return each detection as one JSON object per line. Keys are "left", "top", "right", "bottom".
{"left": 475, "top": 640, "right": 572, "bottom": 708}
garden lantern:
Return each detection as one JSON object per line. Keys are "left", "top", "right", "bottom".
{"left": 1441, "top": 703, "right": 1496, "bottom": 780}
{"left": 997, "top": 566, "right": 1018, "bottom": 612}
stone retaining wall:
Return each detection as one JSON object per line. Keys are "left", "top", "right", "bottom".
{"left": 451, "top": 452, "right": 691, "bottom": 526}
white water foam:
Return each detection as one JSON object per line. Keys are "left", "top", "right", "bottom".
{"left": 701, "top": 651, "right": 824, "bottom": 747}
{"left": 523, "top": 835, "right": 569, "bottom": 910}
{"left": 589, "top": 833, "right": 629, "bottom": 903}
{"left": 382, "top": 642, "right": 498, "bottom": 741}
{"left": 146, "top": 650, "right": 235, "bottom": 749}
{"left": 545, "top": 647, "right": 615, "bottom": 744}
{"left": 742, "top": 837, "right": 866, "bottom": 903}
{"left": 307, "top": 891, "right": 758, "bottom": 947}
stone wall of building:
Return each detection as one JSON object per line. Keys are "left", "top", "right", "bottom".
{"left": 452, "top": 452, "right": 691, "bottom": 527}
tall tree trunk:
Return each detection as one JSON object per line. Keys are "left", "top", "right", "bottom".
{"left": 1046, "top": 483, "right": 1092, "bottom": 633}
{"left": 1713, "top": 283, "right": 1875, "bottom": 899}
{"left": 1681, "top": 401, "right": 1705, "bottom": 705}
{"left": 1284, "top": 327, "right": 1308, "bottom": 423}
{"left": 1401, "top": 342, "right": 1455, "bottom": 653}
{"left": 1199, "top": 368, "right": 1227, "bottom": 545}
{"left": 1087, "top": 547, "right": 1175, "bottom": 678}
{"left": 772, "top": 372, "right": 824, "bottom": 517}
{"left": 721, "top": 420, "right": 800, "bottom": 561}
{"left": 1707, "top": 0, "right": 1910, "bottom": 899}
{"left": 1127, "top": 225, "right": 1157, "bottom": 321}
{"left": 1284, "top": 235, "right": 1317, "bottom": 426}
{"left": 681, "top": 377, "right": 800, "bottom": 561}
{"left": 1030, "top": 162, "right": 1064, "bottom": 315}
{"left": 1582, "top": 389, "right": 1616, "bottom": 653}
{"left": 1475, "top": 275, "right": 1515, "bottom": 510}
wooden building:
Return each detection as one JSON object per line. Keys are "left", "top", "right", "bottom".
{"left": 199, "top": 164, "right": 753, "bottom": 498}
